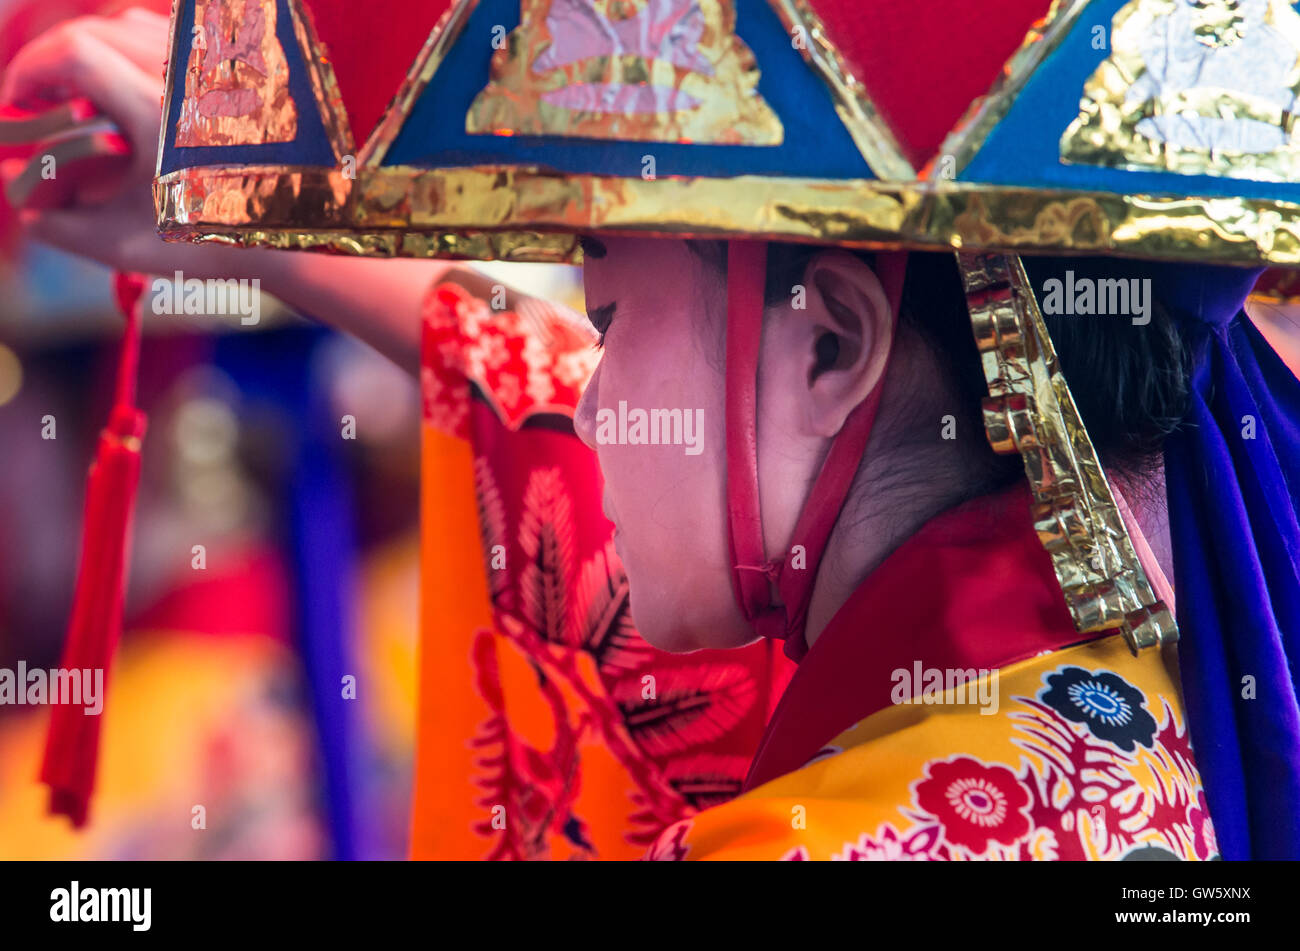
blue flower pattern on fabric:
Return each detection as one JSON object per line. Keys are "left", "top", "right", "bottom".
{"left": 1039, "top": 667, "right": 1157, "bottom": 752}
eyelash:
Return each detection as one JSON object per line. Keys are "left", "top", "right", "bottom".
{"left": 585, "top": 304, "right": 614, "bottom": 349}
{"left": 587, "top": 317, "right": 610, "bottom": 349}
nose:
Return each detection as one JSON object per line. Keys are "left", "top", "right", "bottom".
{"left": 574, "top": 358, "right": 601, "bottom": 451}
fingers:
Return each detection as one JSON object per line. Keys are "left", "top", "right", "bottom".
{"left": 81, "top": 9, "right": 173, "bottom": 75}
{"left": 117, "top": 7, "right": 171, "bottom": 31}
{"left": 1, "top": 30, "right": 162, "bottom": 164}
{"left": 1, "top": 21, "right": 157, "bottom": 121}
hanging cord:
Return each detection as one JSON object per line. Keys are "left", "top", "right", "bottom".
{"left": 39, "top": 272, "right": 148, "bottom": 827}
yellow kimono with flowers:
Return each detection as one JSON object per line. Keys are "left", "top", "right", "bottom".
{"left": 645, "top": 634, "right": 1216, "bottom": 860}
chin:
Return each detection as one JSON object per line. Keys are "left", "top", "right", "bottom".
{"left": 626, "top": 586, "right": 756, "bottom": 654}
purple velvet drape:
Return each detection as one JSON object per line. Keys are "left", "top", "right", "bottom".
{"left": 1165, "top": 286, "right": 1300, "bottom": 860}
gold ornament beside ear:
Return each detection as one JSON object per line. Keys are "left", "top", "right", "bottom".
{"left": 957, "top": 252, "right": 1177, "bottom": 656}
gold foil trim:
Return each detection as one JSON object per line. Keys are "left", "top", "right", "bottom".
{"left": 465, "top": 0, "right": 782, "bottom": 145}
{"left": 155, "top": 164, "right": 913, "bottom": 256}
{"left": 1062, "top": 0, "right": 1300, "bottom": 181}
{"left": 157, "top": 0, "right": 183, "bottom": 177}
{"left": 156, "top": 161, "right": 1300, "bottom": 268}
{"left": 766, "top": 0, "right": 913, "bottom": 179}
{"left": 287, "top": 0, "right": 354, "bottom": 160}
{"left": 931, "top": 184, "right": 1300, "bottom": 265}
{"left": 958, "top": 251, "right": 1177, "bottom": 654}
{"left": 156, "top": 223, "right": 580, "bottom": 261}
{"left": 353, "top": 165, "right": 912, "bottom": 240}
{"left": 156, "top": 165, "right": 352, "bottom": 228}
{"left": 154, "top": 164, "right": 583, "bottom": 260}
{"left": 176, "top": 0, "right": 299, "bottom": 148}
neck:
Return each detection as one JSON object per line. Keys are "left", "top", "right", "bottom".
{"left": 802, "top": 445, "right": 998, "bottom": 653}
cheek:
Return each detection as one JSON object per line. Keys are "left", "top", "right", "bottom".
{"left": 602, "top": 337, "right": 735, "bottom": 640}
{"left": 597, "top": 330, "right": 719, "bottom": 520}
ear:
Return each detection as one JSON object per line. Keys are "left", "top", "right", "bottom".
{"left": 778, "top": 249, "right": 894, "bottom": 439}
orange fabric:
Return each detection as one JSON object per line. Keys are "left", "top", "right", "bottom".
{"left": 409, "top": 425, "right": 494, "bottom": 859}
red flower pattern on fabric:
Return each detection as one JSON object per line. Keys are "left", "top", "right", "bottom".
{"left": 1188, "top": 789, "right": 1218, "bottom": 861}
{"left": 831, "top": 824, "right": 942, "bottom": 861}
{"left": 913, "top": 756, "right": 1033, "bottom": 855}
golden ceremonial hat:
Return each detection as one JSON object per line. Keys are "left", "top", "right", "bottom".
{"left": 154, "top": 0, "right": 1300, "bottom": 267}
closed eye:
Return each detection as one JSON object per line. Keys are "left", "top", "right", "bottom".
{"left": 586, "top": 301, "right": 616, "bottom": 348}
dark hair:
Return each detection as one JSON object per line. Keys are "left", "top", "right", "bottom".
{"left": 689, "top": 240, "right": 1190, "bottom": 486}
{"left": 1023, "top": 256, "right": 1190, "bottom": 479}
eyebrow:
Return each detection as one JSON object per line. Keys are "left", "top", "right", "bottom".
{"left": 579, "top": 235, "right": 607, "bottom": 259}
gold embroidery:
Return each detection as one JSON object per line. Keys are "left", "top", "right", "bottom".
{"left": 465, "top": 0, "right": 782, "bottom": 144}
{"left": 1061, "top": 0, "right": 1300, "bottom": 181}
{"left": 176, "top": 0, "right": 298, "bottom": 148}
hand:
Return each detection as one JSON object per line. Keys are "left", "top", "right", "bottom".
{"left": 0, "top": 6, "right": 530, "bottom": 376}
{"left": 0, "top": 8, "right": 257, "bottom": 279}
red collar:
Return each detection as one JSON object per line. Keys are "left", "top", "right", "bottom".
{"left": 742, "top": 482, "right": 1089, "bottom": 792}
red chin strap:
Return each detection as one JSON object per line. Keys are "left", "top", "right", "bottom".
{"left": 724, "top": 241, "right": 907, "bottom": 662}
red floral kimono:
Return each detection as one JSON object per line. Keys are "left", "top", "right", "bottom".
{"left": 414, "top": 280, "right": 1213, "bottom": 861}
{"left": 413, "top": 282, "right": 795, "bottom": 860}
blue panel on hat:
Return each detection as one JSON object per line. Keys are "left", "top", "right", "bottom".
{"left": 157, "top": 0, "right": 338, "bottom": 176}
{"left": 960, "top": 0, "right": 1300, "bottom": 202}
{"left": 379, "top": 0, "right": 877, "bottom": 179}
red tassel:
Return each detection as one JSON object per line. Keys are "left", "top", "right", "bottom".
{"left": 39, "top": 272, "right": 148, "bottom": 827}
